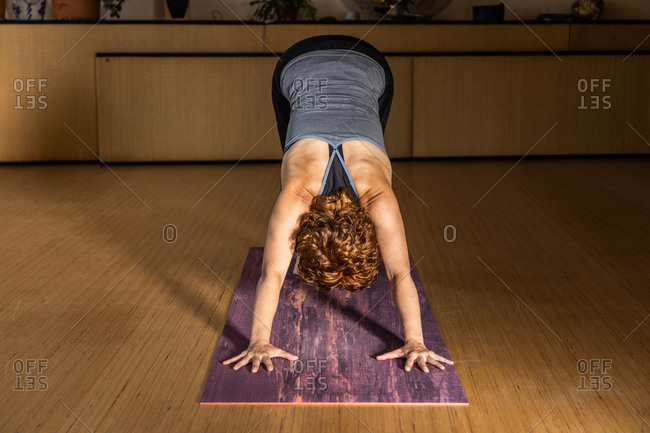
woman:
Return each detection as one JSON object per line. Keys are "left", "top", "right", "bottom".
{"left": 223, "top": 35, "right": 453, "bottom": 374}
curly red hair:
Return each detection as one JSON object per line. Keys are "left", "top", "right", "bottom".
{"left": 294, "top": 187, "right": 380, "bottom": 292}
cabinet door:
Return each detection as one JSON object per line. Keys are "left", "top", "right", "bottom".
{"left": 384, "top": 56, "right": 412, "bottom": 158}
{"left": 97, "top": 55, "right": 280, "bottom": 161}
{"left": 562, "top": 54, "right": 650, "bottom": 155}
{"left": 413, "top": 54, "right": 650, "bottom": 157}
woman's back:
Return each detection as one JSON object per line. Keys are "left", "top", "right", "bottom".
{"left": 280, "top": 137, "right": 393, "bottom": 204}
{"left": 278, "top": 47, "right": 393, "bottom": 204}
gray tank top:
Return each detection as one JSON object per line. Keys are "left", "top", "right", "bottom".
{"left": 280, "top": 49, "right": 387, "bottom": 201}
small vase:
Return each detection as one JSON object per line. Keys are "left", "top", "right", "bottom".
{"left": 1, "top": 0, "right": 6, "bottom": 19}
{"left": 51, "top": 0, "right": 100, "bottom": 20}
{"left": 11, "top": 0, "right": 46, "bottom": 20}
{"left": 164, "top": 0, "right": 190, "bottom": 19}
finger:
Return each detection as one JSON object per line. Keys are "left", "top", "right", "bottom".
{"left": 263, "top": 357, "right": 274, "bottom": 372}
{"left": 429, "top": 352, "right": 454, "bottom": 365}
{"left": 417, "top": 357, "right": 429, "bottom": 373}
{"left": 404, "top": 354, "right": 417, "bottom": 372}
{"left": 428, "top": 353, "right": 452, "bottom": 368}
{"left": 277, "top": 349, "right": 299, "bottom": 361}
{"left": 251, "top": 356, "right": 261, "bottom": 373}
{"left": 233, "top": 354, "right": 252, "bottom": 370}
{"left": 223, "top": 352, "right": 246, "bottom": 365}
{"left": 376, "top": 349, "right": 404, "bottom": 360}
{"left": 426, "top": 355, "right": 446, "bottom": 370}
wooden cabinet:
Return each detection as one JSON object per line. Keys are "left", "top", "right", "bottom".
{"left": 0, "top": 22, "right": 648, "bottom": 161}
{"left": 96, "top": 54, "right": 414, "bottom": 161}
{"left": 569, "top": 23, "right": 650, "bottom": 51}
{"left": 414, "top": 55, "right": 562, "bottom": 157}
{"left": 264, "top": 23, "right": 569, "bottom": 53}
{"left": 413, "top": 53, "right": 650, "bottom": 156}
{"left": 97, "top": 55, "right": 279, "bottom": 161}
{"left": 0, "top": 24, "right": 266, "bottom": 162}
{"left": 562, "top": 54, "right": 650, "bottom": 155}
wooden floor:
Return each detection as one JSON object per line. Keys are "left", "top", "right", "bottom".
{"left": 1, "top": 157, "right": 648, "bottom": 432}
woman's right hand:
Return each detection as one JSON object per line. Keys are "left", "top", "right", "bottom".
{"left": 222, "top": 341, "right": 298, "bottom": 373}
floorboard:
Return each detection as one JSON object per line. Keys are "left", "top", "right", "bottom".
{"left": 1, "top": 158, "right": 648, "bottom": 432}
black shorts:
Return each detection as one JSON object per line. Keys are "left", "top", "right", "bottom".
{"left": 271, "top": 35, "right": 394, "bottom": 153}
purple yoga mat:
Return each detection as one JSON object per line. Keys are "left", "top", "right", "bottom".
{"left": 201, "top": 247, "right": 468, "bottom": 405}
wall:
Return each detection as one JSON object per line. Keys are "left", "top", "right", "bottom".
{"left": 4, "top": 0, "right": 650, "bottom": 21}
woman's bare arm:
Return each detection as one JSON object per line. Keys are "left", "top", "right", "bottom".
{"left": 364, "top": 184, "right": 454, "bottom": 372}
{"left": 363, "top": 184, "right": 424, "bottom": 341}
{"left": 250, "top": 183, "right": 312, "bottom": 343}
{"left": 223, "top": 182, "right": 311, "bottom": 372}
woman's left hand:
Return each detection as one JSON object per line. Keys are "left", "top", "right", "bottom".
{"left": 376, "top": 339, "right": 454, "bottom": 372}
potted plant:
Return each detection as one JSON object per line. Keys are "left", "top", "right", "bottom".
{"left": 102, "top": 0, "right": 125, "bottom": 18}
{"left": 249, "top": 0, "right": 316, "bottom": 21}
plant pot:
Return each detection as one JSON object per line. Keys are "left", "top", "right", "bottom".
{"left": 277, "top": 5, "right": 299, "bottom": 21}
{"left": 164, "top": 0, "right": 190, "bottom": 19}
{"left": 52, "top": 0, "right": 100, "bottom": 20}
{"left": 571, "top": 0, "right": 604, "bottom": 21}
